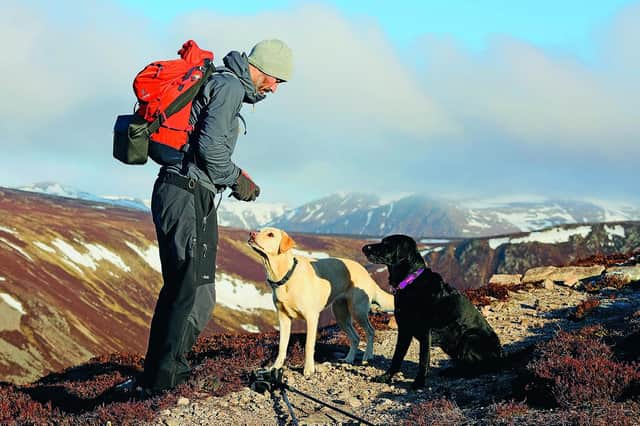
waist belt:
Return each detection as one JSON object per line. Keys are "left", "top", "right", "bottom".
{"left": 159, "top": 172, "right": 196, "bottom": 193}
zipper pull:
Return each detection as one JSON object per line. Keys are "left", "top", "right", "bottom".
{"left": 202, "top": 243, "right": 207, "bottom": 258}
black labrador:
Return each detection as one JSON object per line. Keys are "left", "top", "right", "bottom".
{"left": 362, "top": 234, "right": 502, "bottom": 389}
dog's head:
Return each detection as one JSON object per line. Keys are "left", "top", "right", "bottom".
{"left": 248, "top": 227, "right": 296, "bottom": 258}
{"left": 362, "top": 234, "right": 421, "bottom": 266}
{"left": 362, "top": 235, "right": 425, "bottom": 286}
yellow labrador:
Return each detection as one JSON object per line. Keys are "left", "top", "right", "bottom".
{"left": 248, "top": 227, "right": 394, "bottom": 376}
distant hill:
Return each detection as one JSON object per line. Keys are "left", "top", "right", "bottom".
{"left": 16, "top": 182, "right": 287, "bottom": 230}
{"left": 268, "top": 192, "right": 640, "bottom": 238}
{"left": 423, "top": 222, "right": 640, "bottom": 289}
{"left": 16, "top": 183, "right": 640, "bottom": 238}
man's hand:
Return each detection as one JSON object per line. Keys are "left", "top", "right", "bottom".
{"left": 231, "top": 169, "right": 260, "bottom": 202}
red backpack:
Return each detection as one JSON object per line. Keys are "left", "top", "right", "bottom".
{"left": 113, "top": 40, "right": 215, "bottom": 165}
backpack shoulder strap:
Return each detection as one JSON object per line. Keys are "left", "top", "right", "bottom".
{"left": 148, "top": 61, "right": 215, "bottom": 134}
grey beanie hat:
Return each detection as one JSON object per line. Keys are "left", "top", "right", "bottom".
{"left": 248, "top": 39, "right": 293, "bottom": 82}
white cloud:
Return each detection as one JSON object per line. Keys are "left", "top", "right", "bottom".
{"left": 1, "top": 1, "right": 638, "bottom": 205}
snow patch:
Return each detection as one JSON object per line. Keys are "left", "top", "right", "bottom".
{"left": 0, "top": 293, "right": 26, "bottom": 315}
{"left": 419, "top": 238, "right": 450, "bottom": 244}
{"left": 604, "top": 224, "right": 625, "bottom": 239}
{"left": 364, "top": 211, "right": 374, "bottom": 228}
{"left": 125, "top": 242, "right": 161, "bottom": 273}
{"left": 241, "top": 324, "right": 261, "bottom": 333}
{"left": 0, "top": 238, "right": 33, "bottom": 261}
{"left": 300, "top": 204, "right": 322, "bottom": 222}
{"left": 84, "top": 244, "right": 131, "bottom": 272}
{"left": 33, "top": 241, "right": 56, "bottom": 253}
{"left": 466, "top": 218, "right": 491, "bottom": 229}
{"left": 51, "top": 239, "right": 96, "bottom": 269}
{"left": 0, "top": 276, "right": 5, "bottom": 281}
{"left": 0, "top": 226, "right": 17, "bottom": 235}
{"left": 489, "top": 226, "right": 593, "bottom": 249}
{"left": 285, "top": 209, "right": 298, "bottom": 221}
{"left": 494, "top": 207, "right": 576, "bottom": 232}
{"left": 421, "top": 246, "right": 444, "bottom": 256}
{"left": 488, "top": 237, "right": 511, "bottom": 250}
{"left": 216, "top": 273, "right": 274, "bottom": 311}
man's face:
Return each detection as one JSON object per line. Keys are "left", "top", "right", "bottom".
{"left": 255, "top": 72, "right": 282, "bottom": 95}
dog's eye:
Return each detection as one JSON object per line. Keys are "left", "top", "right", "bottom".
{"left": 267, "top": 232, "right": 274, "bottom": 237}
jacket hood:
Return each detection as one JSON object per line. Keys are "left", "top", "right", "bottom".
{"left": 223, "top": 51, "right": 265, "bottom": 104}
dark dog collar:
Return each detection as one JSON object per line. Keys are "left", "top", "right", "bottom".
{"left": 393, "top": 267, "right": 425, "bottom": 293}
{"left": 267, "top": 258, "right": 298, "bottom": 289}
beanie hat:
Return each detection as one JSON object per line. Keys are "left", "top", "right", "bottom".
{"left": 248, "top": 39, "right": 293, "bottom": 82}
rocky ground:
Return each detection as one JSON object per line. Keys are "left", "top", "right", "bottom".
{"left": 153, "top": 280, "right": 640, "bottom": 425}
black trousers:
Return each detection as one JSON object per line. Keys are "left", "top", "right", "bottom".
{"left": 142, "top": 173, "right": 218, "bottom": 391}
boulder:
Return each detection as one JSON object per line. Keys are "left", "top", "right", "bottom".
{"left": 489, "top": 274, "right": 523, "bottom": 286}
{"left": 523, "top": 265, "right": 604, "bottom": 287}
{"left": 522, "top": 266, "right": 558, "bottom": 284}
{"left": 548, "top": 266, "right": 605, "bottom": 286}
{"left": 604, "top": 265, "right": 640, "bottom": 284}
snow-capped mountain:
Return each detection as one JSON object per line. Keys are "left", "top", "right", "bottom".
{"left": 216, "top": 198, "right": 287, "bottom": 230}
{"left": 268, "top": 193, "right": 640, "bottom": 238}
{"left": 18, "top": 182, "right": 151, "bottom": 211}
{"left": 15, "top": 182, "right": 287, "bottom": 230}
{"left": 15, "top": 184, "right": 640, "bottom": 237}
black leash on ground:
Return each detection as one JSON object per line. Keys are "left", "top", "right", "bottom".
{"left": 250, "top": 368, "right": 376, "bottom": 426}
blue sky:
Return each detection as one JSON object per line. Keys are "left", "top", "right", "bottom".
{"left": 1, "top": 0, "right": 639, "bottom": 206}
{"left": 117, "top": 0, "right": 629, "bottom": 57}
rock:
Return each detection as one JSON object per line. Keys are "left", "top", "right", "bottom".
{"left": 548, "top": 266, "right": 605, "bottom": 286}
{"left": 316, "top": 362, "right": 330, "bottom": 373}
{"left": 543, "top": 279, "right": 555, "bottom": 290}
{"left": 338, "top": 390, "right": 351, "bottom": 401}
{"left": 348, "top": 397, "right": 362, "bottom": 408}
{"left": 177, "top": 397, "right": 189, "bottom": 406}
{"left": 160, "top": 409, "right": 172, "bottom": 416}
{"left": 489, "top": 274, "right": 522, "bottom": 286}
{"left": 605, "top": 265, "right": 640, "bottom": 284}
{"left": 522, "top": 266, "right": 558, "bottom": 283}
{"left": 522, "top": 265, "right": 604, "bottom": 286}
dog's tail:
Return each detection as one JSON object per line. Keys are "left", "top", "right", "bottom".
{"left": 371, "top": 286, "right": 394, "bottom": 313}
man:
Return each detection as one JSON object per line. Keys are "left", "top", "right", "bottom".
{"left": 115, "top": 39, "right": 293, "bottom": 396}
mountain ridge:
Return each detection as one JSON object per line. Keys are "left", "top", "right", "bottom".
{"left": 14, "top": 182, "right": 640, "bottom": 238}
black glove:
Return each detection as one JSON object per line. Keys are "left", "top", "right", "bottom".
{"left": 231, "top": 169, "right": 260, "bottom": 202}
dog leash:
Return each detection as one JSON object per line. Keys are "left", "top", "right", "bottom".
{"left": 250, "top": 368, "right": 376, "bottom": 426}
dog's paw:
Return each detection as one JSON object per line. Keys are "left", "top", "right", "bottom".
{"left": 303, "top": 364, "right": 315, "bottom": 377}
{"left": 270, "top": 359, "right": 285, "bottom": 370}
{"left": 372, "top": 372, "right": 393, "bottom": 384}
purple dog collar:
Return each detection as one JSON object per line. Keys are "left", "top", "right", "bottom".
{"left": 394, "top": 267, "right": 425, "bottom": 293}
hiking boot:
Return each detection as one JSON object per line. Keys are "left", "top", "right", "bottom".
{"left": 104, "top": 377, "right": 155, "bottom": 402}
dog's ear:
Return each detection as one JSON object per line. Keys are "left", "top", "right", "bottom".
{"left": 278, "top": 231, "right": 296, "bottom": 254}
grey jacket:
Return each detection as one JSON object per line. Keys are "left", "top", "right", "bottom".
{"left": 164, "top": 51, "right": 265, "bottom": 192}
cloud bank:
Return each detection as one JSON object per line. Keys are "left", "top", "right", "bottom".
{"left": 1, "top": 1, "right": 638, "bottom": 205}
